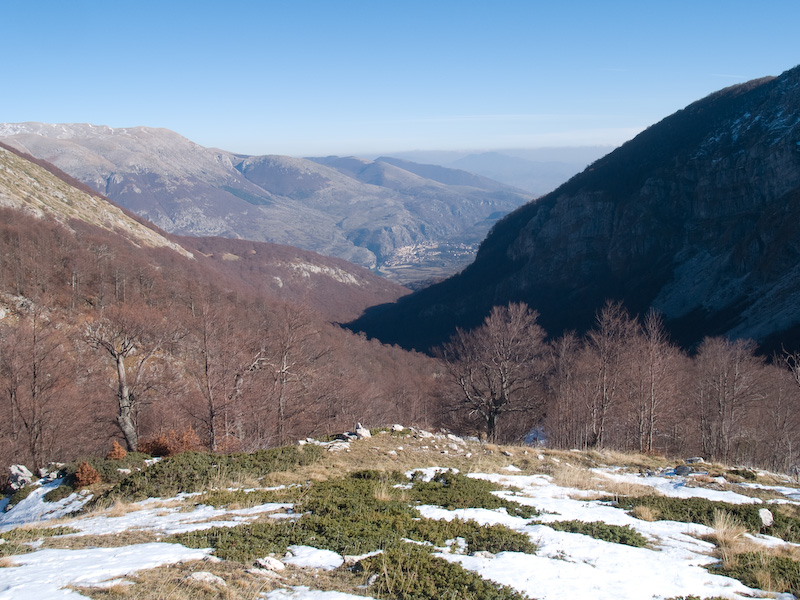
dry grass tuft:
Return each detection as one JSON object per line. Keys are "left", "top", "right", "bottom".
{"left": 0, "top": 557, "right": 19, "bottom": 568}
{"left": 43, "top": 530, "right": 162, "bottom": 550}
{"left": 630, "top": 505, "right": 660, "bottom": 522}
{"left": 709, "top": 509, "right": 749, "bottom": 565}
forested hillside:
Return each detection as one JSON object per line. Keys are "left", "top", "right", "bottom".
{"left": 0, "top": 144, "right": 440, "bottom": 472}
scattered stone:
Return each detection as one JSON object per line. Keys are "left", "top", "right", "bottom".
{"left": 366, "top": 573, "right": 380, "bottom": 586}
{"left": 203, "top": 555, "right": 223, "bottom": 564}
{"left": 386, "top": 450, "right": 398, "bottom": 457}
{"left": 354, "top": 423, "right": 371, "bottom": 439}
{"left": 465, "top": 452, "right": 472, "bottom": 458}
{"left": 185, "top": 572, "right": 226, "bottom": 587}
{"left": 415, "top": 429, "right": 434, "bottom": 439}
{"left": 246, "top": 567, "right": 283, "bottom": 579}
{"left": 502, "top": 450, "right": 513, "bottom": 457}
{"left": 449, "top": 444, "right": 459, "bottom": 451}
{"left": 8, "top": 465, "right": 34, "bottom": 491}
{"left": 674, "top": 465, "right": 693, "bottom": 476}
{"left": 391, "top": 424, "right": 405, "bottom": 432}
{"left": 472, "top": 550, "right": 495, "bottom": 559}
{"left": 759, "top": 508, "right": 774, "bottom": 527}
{"left": 446, "top": 433, "right": 464, "bottom": 443}
{"left": 256, "top": 556, "right": 286, "bottom": 571}
{"left": 685, "top": 457, "right": 706, "bottom": 464}
{"left": 326, "top": 441, "right": 350, "bottom": 452}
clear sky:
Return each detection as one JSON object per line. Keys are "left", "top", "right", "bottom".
{"left": 3, "top": 1, "right": 798, "bottom": 157}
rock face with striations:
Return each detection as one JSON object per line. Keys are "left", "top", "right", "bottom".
{"left": 351, "top": 65, "right": 800, "bottom": 351}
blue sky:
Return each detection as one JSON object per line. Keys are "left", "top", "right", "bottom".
{"left": 4, "top": 1, "right": 798, "bottom": 156}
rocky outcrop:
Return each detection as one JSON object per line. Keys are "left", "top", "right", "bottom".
{"left": 351, "top": 65, "right": 800, "bottom": 351}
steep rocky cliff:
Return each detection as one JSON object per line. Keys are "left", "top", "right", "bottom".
{"left": 352, "top": 65, "right": 800, "bottom": 351}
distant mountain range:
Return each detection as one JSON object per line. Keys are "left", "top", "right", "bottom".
{"left": 0, "top": 124, "right": 533, "bottom": 283}
{"left": 0, "top": 141, "right": 408, "bottom": 323}
{"left": 380, "top": 147, "right": 612, "bottom": 195}
{"left": 351, "top": 65, "right": 800, "bottom": 353}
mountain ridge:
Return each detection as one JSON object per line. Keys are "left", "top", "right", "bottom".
{"left": 350, "top": 65, "right": 800, "bottom": 352}
{"left": 0, "top": 124, "right": 532, "bottom": 282}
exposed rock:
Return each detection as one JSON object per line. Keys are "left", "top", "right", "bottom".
{"left": 255, "top": 556, "right": 286, "bottom": 571}
{"left": 184, "top": 572, "right": 226, "bottom": 587}
{"left": 685, "top": 457, "right": 706, "bottom": 464}
{"left": 326, "top": 441, "right": 351, "bottom": 452}
{"left": 759, "top": 508, "right": 774, "bottom": 527}
{"left": 472, "top": 550, "right": 495, "bottom": 559}
{"left": 674, "top": 465, "right": 693, "bottom": 476}
{"left": 354, "top": 423, "right": 371, "bottom": 439}
{"left": 391, "top": 424, "right": 405, "bottom": 432}
{"left": 8, "top": 465, "right": 34, "bottom": 491}
{"left": 245, "top": 568, "right": 283, "bottom": 579}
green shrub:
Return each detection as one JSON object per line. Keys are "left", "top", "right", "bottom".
{"left": 712, "top": 552, "right": 800, "bottom": 596}
{"left": 196, "top": 486, "right": 301, "bottom": 508}
{"left": 360, "top": 543, "right": 532, "bottom": 600}
{"left": 728, "top": 468, "right": 758, "bottom": 481}
{"left": 408, "top": 471, "right": 538, "bottom": 518}
{"left": 7, "top": 484, "right": 37, "bottom": 509}
{"left": 545, "top": 520, "right": 649, "bottom": 547}
{"left": 42, "top": 483, "right": 76, "bottom": 503}
{"left": 172, "top": 470, "right": 537, "bottom": 562}
{"left": 92, "top": 445, "right": 322, "bottom": 505}
{"left": 623, "top": 495, "right": 800, "bottom": 543}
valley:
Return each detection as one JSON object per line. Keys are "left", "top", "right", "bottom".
{"left": 0, "top": 124, "right": 534, "bottom": 284}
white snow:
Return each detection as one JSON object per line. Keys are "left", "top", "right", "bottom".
{"left": 0, "top": 543, "right": 209, "bottom": 599}
{"left": 283, "top": 545, "right": 344, "bottom": 570}
{"left": 1, "top": 460, "right": 799, "bottom": 599}
{"left": 0, "top": 480, "right": 92, "bottom": 532}
{"left": 264, "top": 587, "right": 378, "bottom": 600}
{"left": 66, "top": 501, "right": 291, "bottom": 537}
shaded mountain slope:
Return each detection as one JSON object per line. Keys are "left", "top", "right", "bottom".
{"left": 351, "top": 65, "right": 800, "bottom": 352}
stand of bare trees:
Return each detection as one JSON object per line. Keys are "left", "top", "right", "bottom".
{"left": 437, "top": 300, "right": 800, "bottom": 472}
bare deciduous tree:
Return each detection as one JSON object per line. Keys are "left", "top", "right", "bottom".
{"left": 436, "top": 302, "right": 547, "bottom": 443}
{"left": 84, "top": 305, "right": 180, "bottom": 451}
{"left": 627, "top": 310, "right": 683, "bottom": 453}
{"left": 694, "top": 337, "right": 764, "bottom": 462}
{"left": 585, "top": 301, "right": 638, "bottom": 448}
{"left": 0, "top": 309, "right": 74, "bottom": 469}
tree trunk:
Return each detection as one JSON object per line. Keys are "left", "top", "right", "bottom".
{"left": 115, "top": 354, "right": 138, "bottom": 451}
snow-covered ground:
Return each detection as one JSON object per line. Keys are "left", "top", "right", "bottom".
{"left": 1, "top": 461, "right": 798, "bottom": 600}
